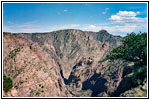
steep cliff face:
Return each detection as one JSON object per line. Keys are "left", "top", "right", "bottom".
{"left": 15, "top": 29, "right": 120, "bottom": 80}
{"left": 4, "top": 29, "right": 138, "bottom": 97}
{"left": 66, "top": 57, "right": 127, "bottom": 97}
{"left": 96, "top": 30, "right": 122, "bottom": 46}
{"left": 3, "top": 33, "right": 70, "bottom": 97}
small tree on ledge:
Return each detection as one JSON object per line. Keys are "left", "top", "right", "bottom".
{"left": 3, "top": 75, "right": 13, "bottom": 92}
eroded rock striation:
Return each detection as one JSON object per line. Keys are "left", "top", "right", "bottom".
{"left": 3, "top": 29, "right": 146, "bottom": 97}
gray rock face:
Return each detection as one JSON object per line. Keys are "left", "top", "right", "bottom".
{"left": 142, "top": 83, "right": 147, "bottom": 90}
{"left": 96, "top": 30, "right": 122, "bottom": 46}
{"left": 3, "top": 29, "right": 146, "bottom": 97}
{"left": 120, "top": 90, "right": 136, "bottom": 97}
{"left": 119, "top": 79, "right": 147, "bottom": 97}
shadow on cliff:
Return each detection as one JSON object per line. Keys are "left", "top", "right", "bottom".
{"left": 110, "top": 76, "right": 134, "bottom": 97}
{"left": 82, "top": 73, "right": 107, "bottom": 97}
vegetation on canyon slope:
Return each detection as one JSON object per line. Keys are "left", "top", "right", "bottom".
{"left": 108, "top": 32, "right": 147, "bottom": 96}
{"left": 3, "top": 75, "right": 13, "bottom": 92}
{"left": 3, "top": 30, "right": 147, "bottom": 97}
{"left": 108, "top": 32, "right": 147, "bottom": 65}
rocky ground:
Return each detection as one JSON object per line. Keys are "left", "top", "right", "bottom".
{"left": 3, "top": 29, "right": 147, "bottom": 97}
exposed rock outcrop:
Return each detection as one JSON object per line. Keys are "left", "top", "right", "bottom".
{"left": 3, "top": 29, "right": 146, "bottom": 97}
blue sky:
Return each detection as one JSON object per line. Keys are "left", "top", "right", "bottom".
{"left": 3, "top": 3, "right": 147, "bottom": 36}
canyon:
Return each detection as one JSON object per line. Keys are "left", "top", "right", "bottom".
{"left": 3, "top": 29, "right": 147, "bottom": 97}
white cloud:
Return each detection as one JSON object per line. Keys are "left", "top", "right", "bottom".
{"left": 3, "top": 21, "right": 45, "bottom": 33}
{"left": 64, "top": 9, "right": 68, "bottom": 12}
{"left": 88, "top": 25, "right": 96, "bottom": 29}
{"left": 57, "top": 9, "right": 68, "bottom": 15}
{"left": 52, "top": 24, "right": 80, "bottom": 29}
{"left": 117, "top": 11, "right": 137, "bottom": 17}
{"left": 136, "top": 11, "right": 140, "bottom": 15}
{"left": 3, "top": 10, "right": 147, "bottom": 36}
{"left": 57, "top": 12, "right": 61, "bottom": 15}
{"left": 78, "top": 23, "right": 146, "bottom": 36}
{"left": 17, "top": 23, "right": 34, "bottom": 28}
{"left": 102, "top": 8, "right": 109, "bottom": 15}
{"left": 85, "top": 3, "right": 88, "bottom": 6}
{"left": 106, "top": 8, "right": 109, "bottom": 10}
{"left": 102, "top": 12, "right": 106, "bottom": 15}
{"left": 3, "top": 24, "right": 81, "bottom": 33}
{"left": 3, "top": 23, "right": 147, "bottom": 36}
{"left": 109, "top": 11, "right": 146, "bottom": 23}
{"left": 3, "top": 26, "right": 13, "bottom": 32}
{"left": 108, "top": 11, "right": 147, "bottom": 36}
{"left": 7, "top": 21, "right": 14, "bottom": 24}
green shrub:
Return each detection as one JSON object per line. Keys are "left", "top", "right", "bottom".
{"left": 108, "top": 32, "right": 147, "bottom": 89}
{"left": 8, "top": 47, "right": 21, "bottom": 59}
{"left": 108, "top": 32, "right": 147, "bottom": 65}
{"left": 3, "top": 75, "right": 13, "bottom": 92}
{"left": 131, "top": 66, "right": 147, "bottom": 86}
